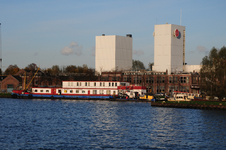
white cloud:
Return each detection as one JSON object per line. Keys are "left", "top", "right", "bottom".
{"left": 133, "top": 50, "right": 144, "bottom": 56}
{"left": 196, "top": 45, "right": 209, "bottom": 55}
{"left": 196, "top": 45, "right": 207, "bottom": 53}
{"left": 61, "top": 42, "right": 82, "bottom": 56}
{"left": 34, "top": 52, "right": 38, "bottom": 56}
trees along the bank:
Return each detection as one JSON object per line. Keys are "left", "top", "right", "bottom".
{"left": 4, "top": 64, "right": 20, "bottom": 75}
{"left": 200, "top": 46, "right": 226, "bottom": 100}
{"left": 132, "top": 60, "right": 145, "bottom": 71}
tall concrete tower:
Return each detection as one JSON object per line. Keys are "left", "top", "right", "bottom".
{"left": 95, "top": 34, "right": 133, "bottom": 74}
{"left": 153, "top": 23, "right": 185, "bottom": 74}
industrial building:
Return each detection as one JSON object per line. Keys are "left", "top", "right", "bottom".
{"left": 95, "top": 34, "right": 132, "bottom": 74}
{"left": 153, "top": 23, "right": 186, "bottom": 74}
{"left": 94, "top": 23, "right": 201, "bottom": 94}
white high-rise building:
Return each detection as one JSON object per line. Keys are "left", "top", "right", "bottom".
{"left": 95, "top": 34, "right": 132, "bottom": 74}
{"left": 153, "top": 23, "right": 186, "bottom": 74}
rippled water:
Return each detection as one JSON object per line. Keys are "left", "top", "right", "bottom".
{"left": 1, "top": 98, "right": 226, "bottom": 150}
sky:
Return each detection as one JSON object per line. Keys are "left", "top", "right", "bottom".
{"left": 0, "top": 0, "right": 226, "bottom": 71}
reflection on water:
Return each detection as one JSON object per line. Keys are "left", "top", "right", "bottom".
{"left": 1, "top": 98, "right": 226, "bottom": 149}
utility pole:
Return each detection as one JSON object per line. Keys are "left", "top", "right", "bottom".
{"left": 0, "top": 23, "right": 2, "bottom": 74}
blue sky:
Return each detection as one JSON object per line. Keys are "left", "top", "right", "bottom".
{"left": 0, "top": 0, "right": 225, "bottom": 71}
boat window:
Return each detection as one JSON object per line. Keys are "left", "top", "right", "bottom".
{"left": 34, "top": 89, "right": 37, "bottom": 92}
{"left": 40, "top": 90, "right": 43, "bottom": 92}
{"left": 68, "top": 82, "right": 70, "bottom": 86}
{"left": 64, "top": 90, "right": 67, "bottom": 93}
{"left": 100, "top": 90, "right": 103, "bottom": 94}
{"left": 106, "top": 90, "right": 111, "bottom": 94}
{"left": 112, "top": 83, "right": 114, "bottom": 86}
{"left": 76, "top": 90, "right": 79, "bottom": 93}
{"left": 109, "top": 83, "right": 111, "bottom": 86}
{"left": 100, "top": 82, "right": 102, "bottom": 86}
{"left": 93, "top": 90, "right": 97, "bottom": 94}
{"left": 80, "top": 82, "right": 81, "bottom": 86}
{"left": 85, "top": 82, "right": 87, "bottom": 86}
{"left": 94, "top": 82, "right": 96, "bottom": 86}
{"left": 115, "top": 83, "right": 117, "bottom": 86}
{"left": 103, "top": 82, "right": 105, "bottom": 86}
{"left": 70, "top": 90, "right": 73, "bottom": 93}
{"left": 88, "top": 82, "right": 90, "bottom": 86}
{"left": 82, "top": 90, "right": 85, "bottom": 93}
{"left": 46, "top": 90, "right": 49, "bottom": 92}
{"left": 77, "top": 82, "right": 79, "bottom": 86}
{"left": 71, "top": 82, "right": 73, "bottom": 86}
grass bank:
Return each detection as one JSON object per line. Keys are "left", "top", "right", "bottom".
{"left": 154, "top": 100, "right": 226, "bottom": 106}
{"left": 0, "top": 93, "right": 12, "bottom": 98}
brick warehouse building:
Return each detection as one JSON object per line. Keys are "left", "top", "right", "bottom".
{"left": 98, "top": 70, "right": 200, "bottom": 95}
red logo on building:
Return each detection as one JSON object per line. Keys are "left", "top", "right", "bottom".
{"left": 174, "top": 29, "right": 179, "bottom": 37}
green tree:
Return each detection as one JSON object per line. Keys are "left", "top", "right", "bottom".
{"left": 200, "top": 46, "right": 226, "bottom": 100}
{"left": 52, "top": 65, "right": 60, "bottom": 75}
{"left": 132, "top": 60, "right": 145, "bottom": 71}
{"left": 4, "top": 64, "right": 20, "bottom": 75}
{"left": 25, "top": 63, "right": 38, "bottom": 71}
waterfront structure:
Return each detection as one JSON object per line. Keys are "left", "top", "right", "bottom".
{"left": 95, "top": 34, "right": 132, "bottom": 74}
{"left": 98, "top": 70, "right": 200, "bottom": 94}
{"left": 12, "top": 80, "right": 147, "bottom": 100}
{"left": 153, "top": 23, "right": 186, "bottom": 74}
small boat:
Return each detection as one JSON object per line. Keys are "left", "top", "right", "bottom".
{"left": 139, "top": 93, "right": 155, "bottom": 101}
{"left": 168, "top": 94, "right": 192, "bottom": 101}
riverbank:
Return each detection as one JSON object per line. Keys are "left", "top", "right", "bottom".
{"left": 151, "top": 101, "right": 226, "bottom": 110}
{"left": 0, "top": 93, "right": 11, "bottom": 98}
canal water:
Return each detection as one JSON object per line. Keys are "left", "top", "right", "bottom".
{"left": 1, "top": 98, "right": 226, "bottom": 150}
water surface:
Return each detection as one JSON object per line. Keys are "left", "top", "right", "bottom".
{"left": 1, "top": 98, "right": 226, "bottom": 149}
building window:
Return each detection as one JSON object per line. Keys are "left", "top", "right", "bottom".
{"left": 157, "top": 76, "right": 161, "bottom": 83}
{"left": 174, "top": 77, "right": 178, "bottom": 83}
{"left": 134, "top": 77, "right": 137, "bottom": 84}
{"left": 180, "top": 77, "right": 187, "bottom": 83}
{"left": 123, "top": 77, "right": 127, "bottom": 82}
{"left": 162, "top": 77, "right": 165, "bottom": 83}
{"left": 112, "top": 77, "right": 116, "bottom": 81}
